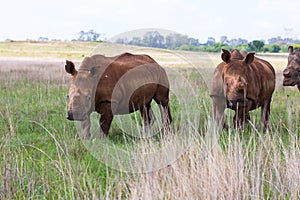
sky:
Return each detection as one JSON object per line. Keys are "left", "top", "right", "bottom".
{"left": 1, "top": 0, "right": 300, "bottom": 43}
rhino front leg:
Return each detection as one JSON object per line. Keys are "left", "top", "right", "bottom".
{"left": 81, "top": 116, "right": 91, "bottom": 139}
{"left": 154, "top": 89, "right": 172, "bottom": 134}
{"left": 158, "top": 104, "right": 172, "bottom": 134}
{"left": 233, "top": 109, "right": 250, "bottom": 129}
{"left": 156, "top": 96, "right": 172, "bottom": 134}
{"left": 212, "top": 96, "right": 226, "bottom": 129}
{"left": 99, "top": 105, "right": 113, "bottom": 137}
{"left": 140, "top": 102, "right": 156, "bottom": 128}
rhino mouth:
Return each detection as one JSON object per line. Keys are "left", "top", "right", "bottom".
{"left": 66, "top": 110, "right": 88, "bottom": 121}
{"left": 283, "top": 77, "right": 296, "bottom": 86}
{"left": 227, "top": 99, "right": 247, "bottom": 108}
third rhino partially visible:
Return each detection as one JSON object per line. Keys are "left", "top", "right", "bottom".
{"left": 283, "top": 46, "right": 300, "bottom": 91}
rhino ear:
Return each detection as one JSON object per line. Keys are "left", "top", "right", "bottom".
{"left": 221, "top": 49, "right": 231, "bottom": 63}
{"left": 288, "top": 46, "right": 294, "bottom": 55}
{"left": 244, "top": 52, "right": 255, "bottom": 65}
{"left": 65, "top": 60, "right": 77, "bottom": 75}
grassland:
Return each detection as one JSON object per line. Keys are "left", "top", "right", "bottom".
{"left": 0, "top": 41, "right": 300, "bottom": 199}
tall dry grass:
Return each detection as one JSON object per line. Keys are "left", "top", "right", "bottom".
{"left": 2, "top": 114, "right": 300, "bottom": 199}
{"left": 2, "top": 84, "right": 299, "bottom": 199}
{"left": 120, "top": 121, "right": 300, "bottom": 199}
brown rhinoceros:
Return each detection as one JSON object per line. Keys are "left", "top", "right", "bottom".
{"left": 210, "top": 49, "right": 275, "bottom": 129}
{"left": 283, "top": 46, "right": 300, "bottom": 91}
{"left": 65, "top": 52, "right": 172, "bottom": 138}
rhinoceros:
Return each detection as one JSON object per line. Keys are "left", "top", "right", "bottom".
{"left": 65, "top": 53, "right": 172, "bottom": 138}
{"left": 210, "top": 49, "right": 275, "bottom": 129}
{"left": 283, "top": 46, "right": 300, "bottom": 91}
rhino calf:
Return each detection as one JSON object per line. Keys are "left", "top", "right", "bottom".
{"left": 210, "top": 49, "right": 275, "bottom": 129}
{"left": 283, "top": 46, "right": 300, "bottom": 91}
{"left": 65, "top": 53, "right": 172, "bottom": 138}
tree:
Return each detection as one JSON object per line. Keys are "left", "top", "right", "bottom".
{"left": 77, "top": 30, "right": 101, "bottom": 41}
{"left": 142, "top": 31, "right": 165, "bottom": 48}
{"left": 229, "top": 38, "right": 248, "bottom": 46}
{"left": 165, "top": 34, "right": 184, "bottom": 49}
{"left": 206, "top": 37, "right": 215, "bottom": 46}
{"left": 187, "top": 37, "right": 200, "bottom": 46}
{"left": 92, "top": 32, "right": 100, "bottom": 41}
{"left": 129, "top": 37, "right": 142, "bottom": 46}
{"left": 270, "top": 44, "right": 281, "bottom": 53}
{"left": 248, "top": 40, "right": 265, "bottom": 52}
{"left": 220, "top": 36, "right": 229, "bottom": 45}
{"left": 212, "top": 42, "right": 227, "bottom": 52}
{"left": 164, "top": 33, "right": 199, "bottom": 49}
{"left": 78, "top": 31, "right": 85, "bottom": 41}
{"left": 165, "top": 34, "right": 186, "bottom": 48}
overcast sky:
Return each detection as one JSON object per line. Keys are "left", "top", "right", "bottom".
{"left": 1, "top": 0, "right": 299, "bottom": 43}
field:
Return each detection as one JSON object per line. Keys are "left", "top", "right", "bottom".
{"left": 1, "top": 41, "right": 300, "bottom": 199}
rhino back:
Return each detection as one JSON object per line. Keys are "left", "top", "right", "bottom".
{"left": 94, "top": 53, "right": 167, "bottom": 106}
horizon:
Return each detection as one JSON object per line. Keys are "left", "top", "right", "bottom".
{"left": 2, "top": 29, "right": 297, "bottom": 46}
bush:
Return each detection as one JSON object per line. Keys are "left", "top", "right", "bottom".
{"left": 270, "top": 44, "right": 281, "bottom": 53}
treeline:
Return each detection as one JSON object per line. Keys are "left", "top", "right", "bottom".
{"left": 115, "top": 31, "right": 300, "bottom": 53}
{"left": 115, "top": 31, "right": 199, "bottom": 49}
{"left": 77, "top": 29, "right": 102, "bottom": 41}
{"left": 178, "top": 41, "right": 289, "bottom": 53}
{"left": 33, "top": 29, "right": 104, "bottom": 42}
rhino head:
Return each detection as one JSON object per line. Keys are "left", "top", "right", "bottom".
{"left": 221, "top": 49, "right": 255, "bottom": 108}
{"left": 65, "top": 58, "right": 98, "bottom": 121}
{"left": 283, "top": 46, "right": 300, "bottom": 91}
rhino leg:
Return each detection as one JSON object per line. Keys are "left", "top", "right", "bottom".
{"left": 233, "top": 109, "right": 250, "bottom": 129}
{"left": 261, "top": 98, "right": 271, "bottom": 130}
{"left": 81, "top": 116, "right": 91, "bottom": 139}
{"left": 158, "top": 104, "right": 172, "bottom": 133}
{"left": 154, "top": 87, "right": 172, "bottom": 133}
{"left": 212, "top": 96, "right": 226, "bottom": 129}
{"left": 99, "top": 104, "right": 113, "bottom": 137}
{"left": 140, "top": 102, "right": 156, "bottom": 128}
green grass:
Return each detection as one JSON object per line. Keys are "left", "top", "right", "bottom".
{"left": 0, "top": 76, "right": 111, "bottom": 198}
{"left": 0, "top": 41, "right": 300, "bottom": 199}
